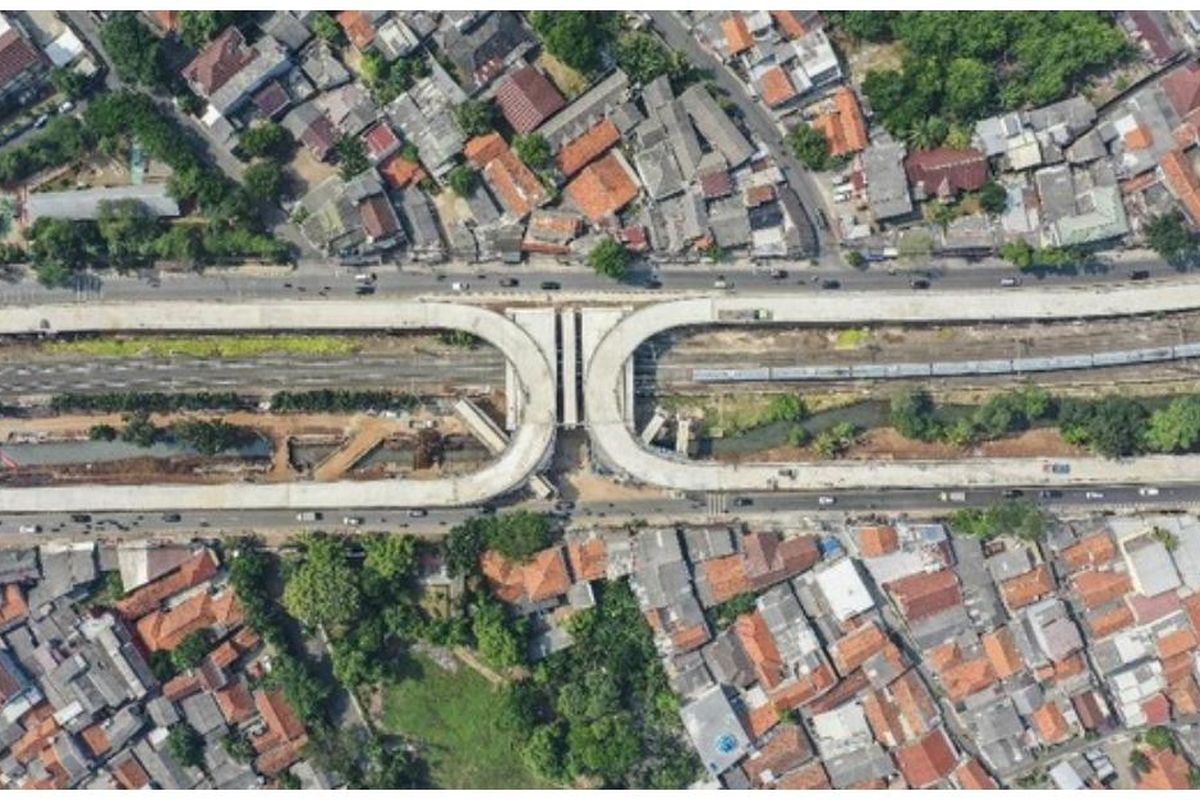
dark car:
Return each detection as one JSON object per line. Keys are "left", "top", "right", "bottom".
{"left": 70, "top": 514, "right": 92, "bottom": 523}
{"left": 1038, "top": 490, "right": 1063, "bottom": 499}
{"left": 540, "top": 281, "right": 561, "bottom": 291}
{"left": 499, "top": 277, "right": 519, "bottom": 287}
{"left": 732, "top": 497, "right": 753, "bottom": 507}
{"left": 354, "top": 284, "right": 375, "bottom": 295}
{"left": 769, "top": 269, "right": 788, "bottom": 280}
{"left": 910, "top": 279, "right": 930, "bottom": 290}
{"left": 644, "top": 278, "right": 662, "bottom": 289}
{"left": 1001, "top": 489, "right": 1024, "bottom": 499}
{"left": 820, "top": 279, "right": 841, "bottom": 290}
{"left": 161, "top": 513, "right": 182, "bottom": 523}
{"left": 1129, "top": 270, "right": 1151, "bottom": 281}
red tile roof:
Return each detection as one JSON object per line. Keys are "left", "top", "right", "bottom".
{"left": 905, "top": 147, "right": 989, "bottom": 196}
{"left": 116, "top": 549, "right": 218, "bottom": 620}
{"left": 894, "top": 728, "right": 958, "bottom": 788}
{"left": 1138, "top": 746, "right": 1193, "bottom": 789}
{"left": 981, "top": 626, "right": 1023, "bottom": 680}
{"left": 1072, "top": 570, "right": 1131, "bottom": 609}
{"left": 79, "top": 724, "right": 110, "bottom": 759}
{"left": 496, "top": 65, "right": 566, "bottom": 134}
{"left": 770, "top": 11, "right": 808, "bottom": 39}
{"left": 999, "top": 563, "right": 1054, "bottom": 610}
{"left": 136, "top": 589, "right": 241, "bottom": 652}
{"left": 863, "top": 688, "right": 906, "bottom": 747}
{"left": 1163, "top": 62, "right": 1200, "bottom": 121}
{"left": 1158, "top": 627, "right": 1198, "bottom": 660}
{"left": 379, "top": 154, "right": 426, "bottom": 189}
{"left": 768, "top": 661, "right": 836, "bottom": 710}
{"left": 858, "top": 525, "right": 898, "bottom": 557}
{"left": 1087, "top": 602, "right": 1136, "bottom": 638}
{"left": 182, "top": 27, "right": 256, "bottom": 97}
{"left": 256, "top": 688, "right": 306, "bottom": 742}
{"left": 1031, "top": 701, "right": 1072, "bottom": 745}
{"left": 742, "top": 532, "right": 820, "bottom": 589}
{"left": 1161, "top": 148, "right": 1200, "bottom": 226}
{"left": 1071, "top": 690, "right": 1107, "bottom": 731}
{"left": 1130, "top": 588, "right": 1183, "bottom": 624}
{"left": 1061, "top": 531, "right": 1117, "bottom": 572}
{"left": 811, "top": 86, "right": 869, "bottom": 158}
{"left": 111, "top": 755, "right": 150, "bottom": 790}
{"left": 0, "top": 29, "right": 45, "bottom": 93}
{"left": 722, "top": 14, "right": 754, "bottom": 57}
{"left": 886, "top": 569, "right": 962, "bottom": 622}
{"left": 556, "top": 118, "right": 621, "bottom": 178}
{"left": 831, "top": 621, "right": 887, "bottom": 676}
{"left": 566, "top": 537, "right": 606, "bottom": 582}
{"left": 480, "top": 546, "right": 572, "bottom": 604}
{"left": 758, "top": 65, "right": 797, "bottom": 108}
{"left": 891, "top": 669, "right": 937, "bottom": 738}
{"left": 359, "top": 194, "right": 401, "bottom": 240}
{"left": 745, "top": 697, "right": 781, "bottom": 739}
{"left": 465, "top": 132, "right": 547, "bottom": 219}
{"left": 361, "top": 121, "right": 401, "bottom": 161}
{"left": 735, "top": 610, "right": 784, "bottom": 688}
{"left": 1130, "top": 11, "right": 1179, "bottom": 64}
{"left": 701, "top": 554, "right": 751, "bottom": 604}
{"left": 253, "top": 81, "right": 289, "bottom": 119}
{"left": 215, "top": 680, "right": 257, "bottom": 724}
{"left": 939, "top": 657, "right": 997, "bottom": 703}
{"left": 776, "top": 761, "right": 830, "bottom": 789}
{"left": 565, "top": 151, "right": 640, "bottom": 223}
{"left": 336, "top": 11, "right": 377, "bottom": 51}
{"left": 0, "top": 584, "right": 27, "bottom": 626}
{"left": 744, "top": 725, "right": 813, "bottom": 787}
{"left": 954, "top": 757, "right": 998, "bottom": 790}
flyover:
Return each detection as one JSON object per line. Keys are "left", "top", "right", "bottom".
{"left": 584, "top": 281, "right": 1200, "bottom": 493}
{"left": 0, "top": 302, "right": 557, "bottom": 512}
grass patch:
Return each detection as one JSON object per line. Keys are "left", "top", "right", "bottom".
{"left": 45, "top": 335, "right": 362, "bottom": 359}
{"left": 536, "top": 51, "right": 588, "bottom": 98}
{"left": 834, "top": 327, "right": 871, "bottom": 349}
{"left": 380, "top": 654, "right": 551, "bottom": 789}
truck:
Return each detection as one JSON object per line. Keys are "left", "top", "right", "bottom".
{"left": 296, "top": 512, "right": 321, "bottom": 523}
{"left": 939, "top": 491, "right": 967, "bottom": 502}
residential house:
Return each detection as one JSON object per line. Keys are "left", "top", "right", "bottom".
{"left": 538, "top": 69, "right": 632, "bottom": 148}
{"left": 464, "top": 131, "right": 547, "bottom": 220}
{"left": 437, "top": 11, "right": 535, "bottom": 94}
{"left": 812, "top": 86, "right": 868, "bottom": 158}
{"left": 299, "top": 41, "right": 350, "bottom": 91}
{"left": 0, "top": 14, "right": 47, "bottom": 105}
{"left": 905, "top": 147, "right": 989, "bottom": 202}
{"left": 862, "top": 140, "right": 914, "bottom": 222}
{"left": 680, "top": 686, "right": 751, "bottom": 778}
{"left": 387, "top": 58, "right": 467, "bottom": 178}
{"left": 281, "top": 101, "right": 337, "bottom": 161}
{"left": 495, "top": 64, "right": 565, "bottom": 134}
{"left": 182, "top": 27, "right": 290, "bottom": 117}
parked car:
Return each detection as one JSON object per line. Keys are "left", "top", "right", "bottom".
{"left": 769, "top": 269, "right": 788, "bottom": 280}
{"left": 499, "top": 277, "right": 519, "bottom": 287}
{"left": 450, "top": 281, "right": 469, "bottom": 292}
{"left": 354, "top": 285, "right": 375, "bottom": 295}
{"left": 18, "top": 524, "right": 40, "bottom": 534}
{"left": 817, "top": 496, "right": 837, "bottom": 506}
{"left": 1001, "top": 489, "right": 1024, "bottom": 499}
{"left": 820, "top": 279, "right": 841, "bottom": 290}
{"left": 70, "top": 514, "right": 92, "bottom": 523}
{"left": 910, "top": 278, "right": 930, "bottom": 290}
{"left": 407, "top": 509, "right": 428, "bottom": 517}
{"left": 161, "top": 513, "right": 182, "bottom": 523}
{"left": 1129, "top": 270, "right": 1151, "bottom": 281}
{"left": 1138, "top": 487, "right": 1160, "bottom": 497}
{"left": 1000, "top": 276, "right": 1021, "bottom": 287}
{"left": 342, "top": 516, "right": 363, "bottom": 526}
{"left": 1084, "top": 491, "right": 1105, "bottom": 500}
{"left": 713, "top": 276, "right": 730, "bottom": 289}
{"left": 644, "top": 278, "right": 662, "bottom": 289}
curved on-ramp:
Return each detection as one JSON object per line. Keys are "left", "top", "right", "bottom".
{"left": 585, "top": 282, "right": 1200, "bottom": 492}
{"left": 0, "top": 302, "right": 556, "bottom": 512}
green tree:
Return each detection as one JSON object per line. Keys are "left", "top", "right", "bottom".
{"left": 944, "top": 57, "right": 993, "bottom": 121}
{"left": 1130, "top": 749, "right": 1151, "bottom": 777}
{"left": 178, "top": 11, "right": 240, "bottom": 49}
{"left": 829, "top": 10, "right": 898, "bottom": 42}
{"left": 513, "top": 133, "right": 552, "bottom": 170}
{"left": 443, "top": 517, "right": 490, "bottom": 577}
{"left": 97, "top": 199, "right": 162, "bottom": 268}
{"left": 336, "top": 135, "right": 369, "bottom": 181}
{"left": 170, "top": 629, "right": 211, "bottom": 672}
{"left": 89, "top": 423, "right": 118, "bottom": 442}
{"left": 488, "top": 512, "right": 552, "bottom": 562}
{"left": 243, "top": 160, "right": 285, "bottom": 204}
{"left": 528, "top": 11, "right": 618, "bottom": 75}
{"left": 1057, "top": 395, "right": 1149, "bottom": 457}
{"left": 813, "top": 422, "right": 859, "bottom": 458}
{"left": 169, "top": 419, "right": 252, "bottom": 455}
{"left": 785, "top": 123, "right": 830, "bottom": 170}
{"left": 950, "top": 499, "right": 1052, "bottom": 541}
{"left": 523, "top": 722, "right": 568, "bottom": 783}
{"left": 615, "top": 31, "right": 677, "bottom": 86}
{"left": 49, "top": 67, "right": 89, "bottom": 101}
{"left": 362, "top": 533, "right": 418, "bottom": 581}
{"left": 472, "top": 596, "right": 526, "bottom": 669}
{"left": 282, "top": 533, "right": 362, "bottom": 630}
{"left": 845, "top": 250, "right": 867, "bottom": 268}
{"left": 1145, "top": 395, "right": 1200, "bottom": 453}
{"left": 889, "top": 388, "right": 940, "bottom": 441}
{"left": 588, "top": 238, "right": 630, "bottom": 280}
{"left": 222, "top": 730, "right": 256, "bottom": 763}
{"left": 1146, "top": 212, "right": 1195, "bottom": 264}
{"left": 767, "top": 394, "right": 808, "bottom": 423}
{"left": 1145, "top": 725, "right": 1178, "bottom": 752}
{"left": 978, "top": 180, "right": 1008, "bottom": 214}
{"left": 120, "top": 411, "right": 161, "bottom": 447}
{"left": 166, "top": 723, "right": 205, "bottom": 770}
{"left": 454, "top": 99, "right": 496, "bottom": 138}
{"left": 239, "top": 122, "right": 295, "bottom": 161}
{"left": 446, "top": 165, "right": 478, "bottom": 197}
{"left": 1001, "top": 239, "right": 1035, "bottom": 269}
{"left": 101, "top": 12, "right": 169, "bottom": 90}
{"left": 566, "top": 713, "right": 641, "bottom": 785}
{"left": 28, "top": 217, "right": 101, "bottom": 272}
{"left": 310, "top": 12, "right": 346, "bottom": 47}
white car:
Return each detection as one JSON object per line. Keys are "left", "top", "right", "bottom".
{"left": 1138, "top": 487, "right": 1161, "bottom": 497}
{"left": 342, "top": 516, "right": 363, "bottom": 526}
{"left": 18, "top": 524, "right": 40, "bottom": 534}
{"left": 451, "top": 281, "right": 470, "bottom": 292}
{"left": 817, "top": 496, "right": 836, "bottom": 506}
{"left": 1084, "top": 491, "right": 1104, "bottom": 500}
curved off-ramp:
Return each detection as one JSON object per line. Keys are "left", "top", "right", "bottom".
{"left": 585, "top": 282, "right": 1200, "bottom": 493}
{"left": 0, "top": 302, "right": 556, "bottom": 512}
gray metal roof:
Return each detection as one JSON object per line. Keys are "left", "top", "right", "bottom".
{"left": 863, "top": 141, "right": 913, "bottom": 220}
{"left": 680, "top": 686, "right": 751, "bottom": 777}
{"left": 680, "top": 84, "right": 755, "bottom": 169}
{"left": 26, "top": 185, "right": 180, "bottom": 223}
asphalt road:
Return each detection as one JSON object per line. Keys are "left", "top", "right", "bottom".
{"left": 0, "top": 483, "right": 1193, "bottom": 542}
{"left": 0, "top": 352, "right": 505, "bottom": 396}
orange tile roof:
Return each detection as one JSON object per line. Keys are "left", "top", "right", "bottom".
{"left": 863, "top": 688, "right": 906, "bottom": 747}
{"left": 557, "top": 118, "right": 620, "bottom": 178}
{"left": 256, "top": 737, "right": 307, "bottom": 776}
{"left": 336, "top": 10, "right": 376, "bottom": 50}
{"left": 1138, "top": 747, "right": 1193, "bottom": 790}
{"left": 162, "top": 671, "right": 202, "bottom": 702}
{"left": 565, "top": 151, "right": 640, "bottom": 223}
{"left": 746, "top": 698, "right": 781, "bottom": 739}
{"left": 895, "top": 728, "right": 958, "bottom": 788}
{"left": 1061, "top": 532, "right": 1117, "bottom": 572}
{"left": 111, "top": 755, "right": 150, "bottom": 790}
{"left": 232, "top": 626, "right": 261, "bottom": 651}
{"left": 808, "top": 668, "right": 869, "bottom": 715}
{"left": 1163, "top": 650, "right": 1194, "bottom": 686}
{"left": 812, "top": 87, "right": 869, "bottom": 158}
{"left": 744, "top": 724, "right": 812, "bottom": 786}
{"left": 722, "top": 14, "right": 754, "bottom": 56}
{"left": 1125, "top": 125, "right": 1153, "bottom": 150}
{"left": 858, "top": 525, "right": 898, "bottom": 557}
{"left": 464, "top": 132, "right": 508, "bottom": 167}
{"left": 209, "top": 639, "right": 239, "bottom": 670}
{"left": 981, "top": 626, "right": 1023, "bottom": 680}
{"left": 480, "top": 546, "right": 572, "bottom": 604}
{"left": 1031, "top": 701, "right": 1072, "bottom": 745}
{"left": 1171, "top": 675, "right": 1200, "bottom": 716}
{"left": 1072, "top": 570, "right": 1131, "bottom": 609}
{"left": 136, "top": 589, "right": 242, "bottom": 652}
{"left": 768, "top": 661, "right": 837, "bottom": 710}
{"left": 671, "top": 622, "right": 711, "bottom": 653}
{"left": 1161, "top": 148, "right": 1200, "bottom": 225}
{"left": 256, "top": 688, "right": 307, "bottom": 742}
{"left": 1053, "top": 652, "right": 1087, "bottom": 681}
{"left": 464, "top": 133, "right": 547, "bottom": 220}
{"left": 939, "top": 657, "right": 997, "bottom": 703}
{"left": 1159, "top": 627, "right": 1199, "bottom": 660}
{"left": 759, "top": 65, "right": 797, "bottom": 108}
{"left": 0, "top": 584, "right": 27, "bottom": 625}
{"left": 1000, "top": 563, "right": 1053, "bottom": 610}
{"left": 379, "top": 154, "right": 426, "bottom": 190}
{"left": 891, "top": 669, "right": 937, "bottom": 738}
{"left": 926, "top": 641, "right": 961, "bottom": 672}
{"left": 116, "top": 549, "right": 218, "bottom": 620}
{"left": 79, "top": 724, "right": 110, "bottom": 759}
{"left": 770, "top": 10, "right": 807, "bottom": 39}
{"left": 887, "top": 569, "right": 962, "bottom": 622}
{"left": 1087, "top": 602, "right": 1136, "bottom": 638}
{"left": 702, "top": 554, "right": 752, "bottom": 604}
{"left": 566, "top": 537, "right": 606, "bottom": 582}
{"left": 1185, "top": 591, "right": 1200, "bottom": 634}
{"left": 776, "top": 761, "right": 830, "bottom": 789}
{"left": 735, "top": 610, "right": 785, "bottom": 688}
{"left": 831, "top": 621, "right": 887, "bottom": 675}
{"left": 149, "top": 10, "right": 178, "bottom": 32}
{"left": 216, "top": 680, "right": 257, "bottom": 724}
{"left": 954, "top": 757, "right": 998, "bottom": 789}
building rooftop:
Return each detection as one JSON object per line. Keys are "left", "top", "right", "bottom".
{"left": 495, "top": 64, "right": 565, "bottom": 134}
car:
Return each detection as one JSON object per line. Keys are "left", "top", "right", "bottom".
{"left": 18, "top": 524, "right": 40, "bottom": 534}
{"left": 57, "top": 100, "right": 74, "bottom": 114}
{"left": 161, "top": 513, "right": 182, "bottom": 523}
{"left": 540, "top": 281, "right": 561, "bottom": 291}
{"left": 820, "top": 279, "right": 841, "bottom": 290}
{"left": 732, "top": 497, "right": 753, "bottom": 508}
{"left": 554, "top": 500, "right": 575, "bottom": 512}
{"left": 644, "top": 278, "right": 662, "bottom": 289}
{"left": 70, "top": 514, "right": 92, "bottom": 523}
{"left": 713, "top": 276, "right": 730, "bottom": 289}
{"left": 499, "top": 277, "right": 519, "bottom": 287}
{"left": 354, "top": 273, "right": 372, "bottom": 282}
{"left": 407, "top": 509, "right": 427, "bottom": 518}
{"left": 1084, "top": 491, "right": 1105, "bottom": 500}
{"left": 342, "top": 516, "right": 363, "bottom": 526}
{"left": 817, "top": 496, "right": 837, "bottom": 506}
{"left": 816, "top": 209, "right": 830, "bottom": 231}
{"left": 450, "top": 281, "right": 469, "bottom": 291}
{"left": 1130, "top": 270, "right": 1151, "bottom": 281}
{"left": 1000, "top": 276, "right": 1021, "bottom": 287}
{"left": 769, "top": 269, "right": 788, "bottom": 280}
{"left": 1038, "top": 490, "right": 1063, "bottom": 499}
{"left": 1001, "top": 489, "right": 1024, "bottom": 499}
{"left": 910, "top": 279, "right": 930, "bottom": 290}
{"left": 354, "top": 285, "right": 375, "bottom": 295}
{"left": 1138, "top": 487, "right": 1161, "bottom": 497}
{"left": 33, "top": 114, "right": 48, "bottom": 129}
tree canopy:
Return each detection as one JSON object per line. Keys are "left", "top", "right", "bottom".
{"left": 513, "top": 133, "right": 552, "bottom": 170}
{"left": 101, "top": 13, "right": 170, "bottom": 91}
{"left": 454, "top": 99, "right": 496, "bottom": 138}
{"left": 282, "top": 533, "right": 363, "bottom": 630}
{"left": 785, "top": 123, "right": 831, "bottom": 170}
{"left": 588, "top": 238, "right": 630, "bottom": 281}
{"left": 528, "top": 11, "right": 619, "bottom": 75}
